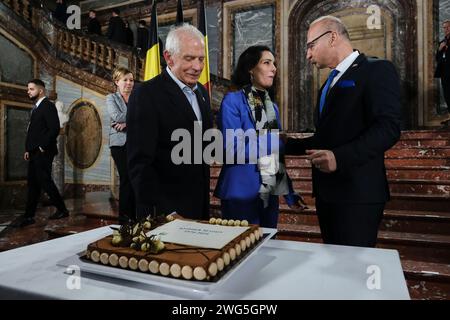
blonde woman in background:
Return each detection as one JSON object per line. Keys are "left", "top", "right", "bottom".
{"left": 107, "top": 67, "right": 136, "bottom": 223}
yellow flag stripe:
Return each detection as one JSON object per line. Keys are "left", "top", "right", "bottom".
{"left": 199, "top": 35, "right": 210, "bottom": 93}
{"left": 144, "top": 44, "right": 161, "bottom": 81}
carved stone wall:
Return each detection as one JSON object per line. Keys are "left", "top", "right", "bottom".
{"left": 288, "top": 0, "right": 417, "bottom": 131}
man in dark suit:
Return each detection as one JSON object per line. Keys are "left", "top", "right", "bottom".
{"left": 13, "top": 79, "right": 69, "bottom": 228}
{"left": 87, "top": 10, "right": 102, "bottom": 36}
{"left": 106, "top": 8, "right": 127, "bottom": 45}
{"left": 435, "top": 20, "right": 450, "bottom": 114}
{"left": 127, "top": 24, "right": 212, "bottom": 220}
{"left": 136, "top": 20, "right": 149, "bottom": 56}
{"left": 286, "top": 16, "right": 401, "bottom": 247}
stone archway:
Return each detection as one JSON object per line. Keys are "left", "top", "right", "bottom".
{"left": 287, "top": 0, "right": 417, "bottom": 131}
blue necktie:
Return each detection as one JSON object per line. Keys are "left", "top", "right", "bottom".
{"left": 319, "top": 69, "right": 339, "bottom": 115}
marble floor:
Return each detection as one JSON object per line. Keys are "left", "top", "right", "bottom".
{"left": 0, "top": 192, "right": 117, "bottom": 252}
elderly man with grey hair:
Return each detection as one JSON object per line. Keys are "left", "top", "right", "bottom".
{"left": 127, "top": 23, "right": 213, "bottom": 220}
{"left": 286, "top": 16, "right": 401, "bottom": 247}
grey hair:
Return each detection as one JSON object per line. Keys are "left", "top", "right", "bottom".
{"left": 165, "top": 23, "right": 205, "bottom": 55}
{"left": 311, "top": 16, "right": 350, "bottom": 40}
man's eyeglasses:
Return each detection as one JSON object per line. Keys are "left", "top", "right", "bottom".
{"left": 306, "top": 31, "right": 332, "bottom": 50}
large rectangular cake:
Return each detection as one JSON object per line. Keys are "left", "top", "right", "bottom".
{"left": 84, "top": 216, "right": 264, "bottom": 282}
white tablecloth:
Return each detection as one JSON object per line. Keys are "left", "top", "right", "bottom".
{"left": 0, "top": 226, "right": 410, "bottom": 299}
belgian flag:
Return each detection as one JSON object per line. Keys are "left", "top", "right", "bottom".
{"left": 176, "top": 0, "right": 184, "bottom": 25}
{"left": 198, "top": 0, "right": 211, "bottom": 96}
{"left": 144, "top": 0, "right": 161, "bottom": 81}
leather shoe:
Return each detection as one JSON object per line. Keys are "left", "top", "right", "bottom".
{"left": 11, "top": 216, "right": 35, "bottom": 228}
{"left": 49, "top": 210, "right": 69, "bottom": 220}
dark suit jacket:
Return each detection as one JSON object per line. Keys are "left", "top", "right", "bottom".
{"left": 136, "top": 27, "right": 149, "bottom": 51}
{"left": 127, "top": 70, "right": 213, "bottom": 219}
{"left": 87, "top": 17, "right": 102, "bottom": 36}
{"left": 435, "top": 38, "right": 450, "bottom": 79}
{"left": 25, "top": 98, "right": 60, "bottom": 156}
{"left": 286, "top": 54, "right": 401, "bottom": 204}
{"left": 106, "top": 16, "right": 127, "bottom": 45}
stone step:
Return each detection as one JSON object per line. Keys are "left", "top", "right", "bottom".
{"left": 398, "top": 130, "right": 450, "bottom": 140}
{"left": 276, "top": 224, "right": 450, "bottom": 264}
{"left": 385, "top": 147, "right": 450, "bottom": 159}
{"left": 403, "top": 259, "right": 450, "bottom": 300}
{"left": 210, "top": 187, "right": 450, "bottom": 212}
{"left": 212, "top": 166, "right": 450, "bottom": 181}
{"left": 210, "top": 176, "right": 450, "bottom": 196}
{"left": 385, "top": 166, "right": 450, "bottom": 181}
{"left": 393, "top": 139, "right": 450, "bottom": 148}
{"left": 388, "top": 158, "right": 450, "bottom": 166}
{"left": 210, "top": 200, "right": 450, "bottom": 235}
{"left": 287, "top": 130, "right": 450, "bottom": 141}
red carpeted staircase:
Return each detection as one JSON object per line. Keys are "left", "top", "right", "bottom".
{"left": 210, "top": 129, "right": 450, "bottom": 299}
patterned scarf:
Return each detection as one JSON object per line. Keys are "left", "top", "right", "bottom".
{"left": 243, "top": 85, "right": 289, "bottom": 207}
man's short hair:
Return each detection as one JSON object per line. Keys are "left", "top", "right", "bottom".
{"left": 165, "top": 23, "right": 204, "bottom": 56}
{"left": 311, "top": 16, "right": 350, "bottom": 40}
{"left": 139, "top": 20, "right": 146, "bottom": 26}
{"left": 112, "top": 8, "right": 120, "bottom": 15}
{"left": 28, "top": 79, "right": 45, "bottom": 88}
{"left": 89, "top": 10, "right": 96, "bottom": 15}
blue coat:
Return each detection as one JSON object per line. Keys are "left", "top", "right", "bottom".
{"left": 214, "top": 90, "right": 298, "bottom": 205}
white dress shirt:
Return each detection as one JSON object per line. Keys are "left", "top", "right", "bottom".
{"left": 166, "top": 67, "right": 202, "bottom": 121}
{"left": 331, "top": 51, "right": 360, "bottom": 88}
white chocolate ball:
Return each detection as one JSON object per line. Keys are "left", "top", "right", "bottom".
{"left": 138, "top": 259, "right": 149, "bottom": 272}
{"left": 229, "top": 248, "right": 236, "bottom": 261}
{"left": 170, "top": 264, "right": 181, "bottom": 278}
{"left": 128, "top": 257, "right": 138, "bottom": 270}
{"left": 119, "top": 256, "right": 128, "bottom": 268}
{"left": 245, "top": 236, "right": 251, "bottom": 248}
{"left": 250, "top": 233, "right": 256, "bottom": 244}
{"left": 222, "top": 252, "right": 230, "bottom": 266}
{"left": 209, "top": 217, "right": 216, "bottom": 224}
{"left": 90, "top": 250, "right": 100, "bottom": 263}
{"left": 221, "top": 219, "right": 228, "bottom": 226}
{"left": 234, "top": 220, "right": 241, "bottom": 226}
{"left": 193, "top": 267, "right": 207, "bottom": 281}
{"left": 148, "top": 260, "right": 159, "bottom": 274}
{"left": 227, "top": 219, "right": 235, "bottom": 226}
{"left": 241, "top": 220, "right": 249, "bottom": 227}
{"left": 100, "top": 253, "right": 109, "bottom": 265}
{"left": 159, "top": 262, "right": 170, "bottom": 276}
{"left": 240, "top": 239, "right": 247, "bottom": 251}
{"left": 208, "top": 263, "right": 218, "bottom": 277}
{"left": 215, "top": 218, "right": 222, "bottom": 225}
{"left": 181, "top": 265, "right": 193, "bottom": 280}
{"left": 109, "top": 254, "right": 119, "bottom": 266}
{"left": 216, "top": 257, "right": 224, "bottom": 271}
{"left": 235, "top": 243, "right": 241, "bottom": 256}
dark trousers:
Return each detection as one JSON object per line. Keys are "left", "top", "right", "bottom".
{"left": 25, "top": 152, "right": 67, "bottom": 217}
{"left": 111, "top": 146, "right": 136, "bottom": 221}
{"left": 315, "top": 199, "right": 385, "bottom": 247}
{"left": 221, "top": 195, "right": 279, "bottom": 228}
{"left": 441, "top": 77, "right": 450, "bottom": 109}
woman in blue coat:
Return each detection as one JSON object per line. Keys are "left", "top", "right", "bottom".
{"left": 214, "top": 45, "right": 306, "bottom": 228}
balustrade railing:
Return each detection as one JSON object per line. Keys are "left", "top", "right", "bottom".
{"left": 1, "top": 0, "right": 142, "bottom": 78}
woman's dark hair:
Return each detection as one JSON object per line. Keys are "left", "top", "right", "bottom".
{"left": 231, "top": 45, "right": 274, "bottom": 88}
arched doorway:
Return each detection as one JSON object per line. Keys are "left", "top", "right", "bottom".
{"left": 287, "top": 0, "right": 417, "bottom": 131}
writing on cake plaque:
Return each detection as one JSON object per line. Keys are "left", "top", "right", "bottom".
{"left": 146, "top": 220, "right": 250, "bottom": 250}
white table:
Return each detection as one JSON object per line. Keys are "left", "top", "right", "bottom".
{"left": 0, "top": 226, "right": 410, "bottom": 299}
